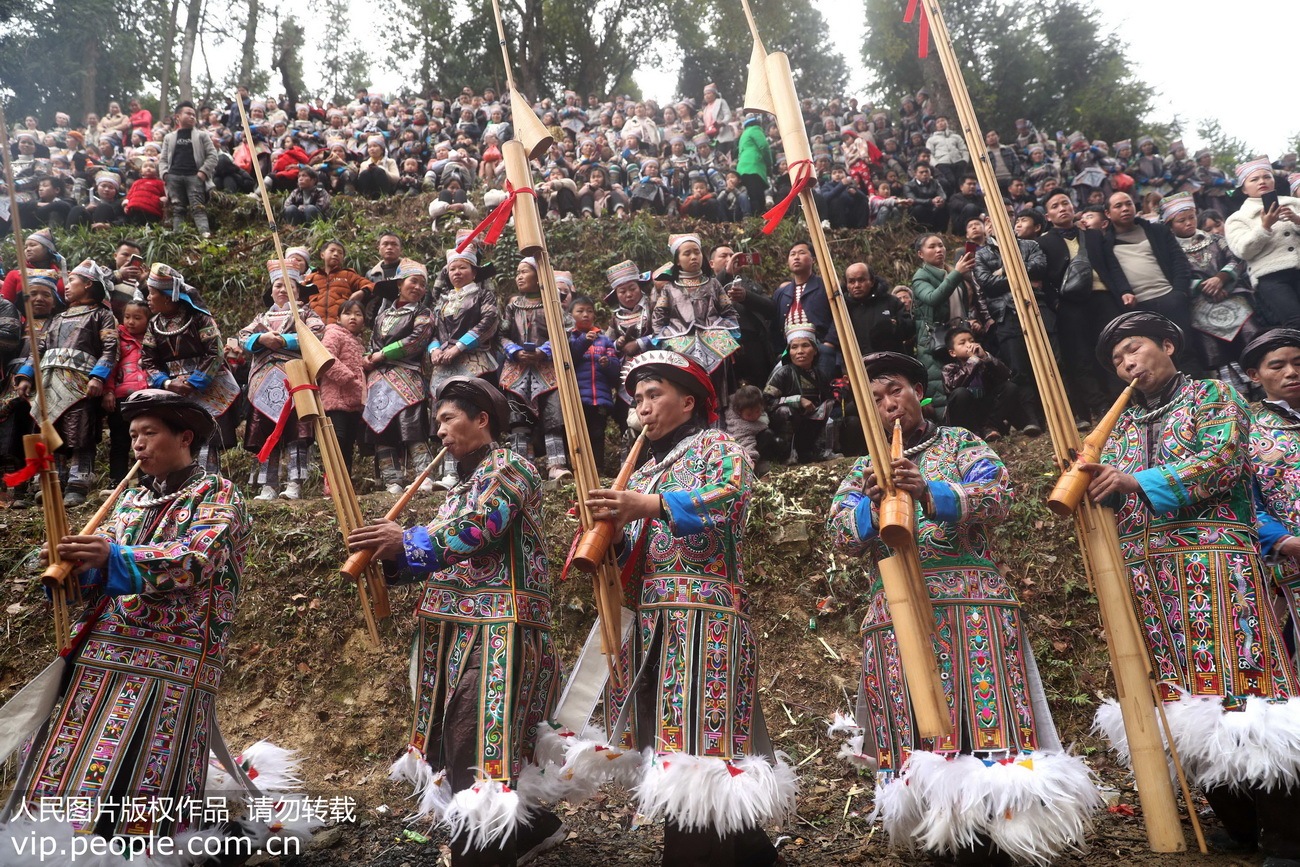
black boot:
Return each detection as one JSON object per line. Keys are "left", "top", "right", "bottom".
{"left": 1258, "top": 786, "right": 1300, "bottom": 861}
{"left": 1203, "top": 784, "right": 1259, "bottom": 851}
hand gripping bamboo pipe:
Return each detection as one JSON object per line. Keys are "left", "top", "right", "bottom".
{"left": 41, "top": 460, "right": 142, "bottom": 590}
{"left": 571, "top": 432, "right": 647, "bottom": 573}
{"left": 916, "top": 0, "right": 1186, "bottom": 851}
{"left": 341, "top": 448, "right": 447, "bottom": 580}
{"left": 1047, "top": 379, "right": 1138, "bottom": 516}
{"left": 0, "top": 104, "right": 77, "bottom": 652}
{"left": 740, "top": 2, "right": 949, "bottom": 738}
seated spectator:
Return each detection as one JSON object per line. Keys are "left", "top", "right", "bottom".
{"left": 66, "top": 172, "right": 125, "bottom": 229}
{"left": 716, "top": 171, "right": 750, "bottom": 221}
{"left": 577, "top": 165, "right": 629, "bottom": 218}
{"left": 311, "top": 142, "right": 356, "bottom": 194}
{"left": 538, "top": 166, "right": 580, "bottom": 220}
{"left": 355, "top": 136, "right": 398, "bottom": 198}
{"left": 628, "top": 158, "right": 673, "bottom": 214}
{"left": 869, "top": 180, "right": 911, "bottom": 225}
{"left": 396, "top": 157, "right": 429, "bottom": 197}
{"left": 31, "top": 175, "right": 74, "bottom": 229}
{"left": 947, "top": 175, "right": 985, "bottom": 235}
{"left": 942, "top": 324, "right": 1030, "bottom": 440}
{"left": 679, "top": 177, "right": 719, "bottom": 221}
{"left": 906, "top": 163, "right": 947, "bottom": 232}
{"left": 282, "top": 166, "right": 331, "bottom": 225}
{"left": 820, "top": 164, "right": 869, "bottom": 229}
{"left": 477, "top": 131, "right": 504, "bottom": 188}
{"left": 764, "top": 302, "right": 837, "bottom": 463}
{"left": 267, "top": 134, "right": 310, "bottom": 191}
{"left": 429, "top": 176, "right": 480, "bottom": 227}
{"left": 123, "top": 159, "right": 166, "bottom": 225}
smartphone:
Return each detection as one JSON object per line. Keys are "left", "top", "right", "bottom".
{"left": 520, "top": 342, "right": 536, "bottom": 352}
{"left": 963, "top": 241, "right": 979, "bottom": 257}
{"left": 1262, "top": 190, "right": 1280, "bottom": 213}
{"left": 730, "top": 253, "right": 749, "bottom": 270}
{"left": 128, "top": 254, "right": 145, "bottom": 266}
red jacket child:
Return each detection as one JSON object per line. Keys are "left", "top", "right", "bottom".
{"left": 108, "top": 323, "right": 149, "bottom": 398}
{"left": 124, "top": 177, "right": 166, "bottom": 219}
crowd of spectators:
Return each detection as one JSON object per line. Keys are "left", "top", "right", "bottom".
{"left": 3, "top": 80, "right": 1300, "bottom": 498}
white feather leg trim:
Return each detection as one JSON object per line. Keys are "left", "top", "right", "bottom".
{"left": 442, "top": 780, "right": 527, "bottom": 854}
{"left": 388, "top": 747, "right": 455, "bottom": 820}
{"left": 1095, "top": 693, "right": 1300, "bottom": 792}
{"left": 205, "top": 739, "right": 305, "bottom": 798}
{"left": 875, "top": 751, "right": 1101, "bottom": 867}
{"left": 826, "top": 710, "right": 877, "bottom": 770}
{"left": 633, "top": 750, "right": 798, "bottom": 836}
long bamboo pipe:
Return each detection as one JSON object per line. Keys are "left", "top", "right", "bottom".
{"left": 572, "top": 432, "right": 647, "bottom": 572}
{"left": 918, "top": 0, "right": 1185, "bottom": 851}
{"left": 41, "top": 460, "right": 143, "bottom": 588}
{"left": 1047, "top": 379, "right": 1137, "bottom": 516}
{"left": 341, "top": 448, "right": 447, "bottom": 581}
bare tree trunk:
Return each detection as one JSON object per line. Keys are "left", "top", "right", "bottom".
{"left": 238, "top": 0, "right": 259, "bottom": 86}
{"left": 82, "top": 39, "right": 99, "bottom": 120}
{"left": 159, "top": 0, "right": 181, "bottom": 120}
{"left": 515, "top": 0, "right": 545, "bottom": 97}
{"left": 178, "top": 0, "right": 204, "bottom": 104}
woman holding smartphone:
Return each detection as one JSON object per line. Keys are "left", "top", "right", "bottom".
{"left": 1226, "top": 157, "right": 1300, "bottom": 328}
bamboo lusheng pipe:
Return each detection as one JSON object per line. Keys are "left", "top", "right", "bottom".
{"left": 497, "top": 138, "right": 625, "bottom": 689}
{"left": 488, "top": 0, "right": 553, "bottom": 161}
{"left": 1, "top": 104, "right": 76, "bottom": 652}
{"left": 572, "top": 432, "right": 647, "bottom": 573}
{"left": 753, "top": 47, "right": 949, "bottom": 737}
{"left": 1047, "top": 379, "right": 1138, "bottom": 516}
{"left": 878, "top": 419, "right": 916, "bottom": 548}
{"left": 341, "top": 448, "right": 448, "bottom": 582}
{"left": 41, "top": 460, "right": 142, "bottom": 589}
{"left": 917, "top": 0, "right": 1185, "bottom": 851}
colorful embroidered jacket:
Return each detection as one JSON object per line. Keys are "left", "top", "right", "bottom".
{"left": 25, "top": 469, "right": 249, "bottom": 837}
{"left": 396, "top": 447, "right": 556, "bottom": 782}
{"left": 364, "top": 299, "right": 432, "bottom": 434}
{"left": 498, "top": 294, "right": 557, "bottom": 415}
{"left": 1251, "top": 399, "right": 1300, "bottom": 647}
{"left": 613, "top": 427, "right": 758, "bottom": 760}
{"left": 19, "top": 302, "right": 118, "bottom": 424}
{"left": 1101, "top": 376, "right": 1296, "bottom": 701}
{"left": 651, "top": 275, "right": 739, "bottom": 373}
{"left": 142, "top": 307, "right": 238, "bottom": 417}
{"left": 828, "top": 425, "right": 1043, "bottom": 773}
{"left": 237, "top": 304, "right": 325, "bottom": 423}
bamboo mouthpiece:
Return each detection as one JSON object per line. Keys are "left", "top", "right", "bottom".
{"left": 1046, "top": 379, "right": 1138, "bottom": 516}
{"left": 879, "top": 419, "right": 916, "bottom": 548}
{"left": 571, "top": 432, "right": 647, "bottom": 574}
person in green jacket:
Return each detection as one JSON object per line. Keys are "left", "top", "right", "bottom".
{"left": 909, "top": 232, "right": 975, "bottom": 412}
{"left": 735, "top": 114, "right": 772, "bottom": 214}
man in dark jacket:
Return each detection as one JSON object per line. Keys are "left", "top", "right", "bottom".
{"left": 843, "top": 262, "right": 914, "bottom": 356}
{"left": 905, "top": 164, "right": 948, "bottom": 233}
{"left": 712, "top": 245, "right": 779, "bottom": 387}
{"left": 773, "top": 241, "right": 839, "bottom": 378}
{"left": 947, "top": 175, "right": 986, "bottom": 235}
{"left": 1082, "top": 191, "right": 1203, "bottom": 374}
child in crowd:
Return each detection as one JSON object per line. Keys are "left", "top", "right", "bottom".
{"left": 567, "top": 295, "right": 620, "bottom": 473}
{"left": 123, "top": 158, "right": 166, "bottom": 225}
{"left": 428, "top": 176, "right": 479, "bottom": 227}
{"left": 726, "top": 384, "right": 774, "bottom": 474}
{"left": 282, "top": 166, "right": 331, "bottom": 225}
{"left": 679, "top": 177, "right": 719, "bottom": 221}
{"left": 319, "top": 298, "right": 367, "bottom": 481}
{"left": 0, "top": 273, "right": 58, "bottom": 508}
{"left": 716, "top": 171, "right": 750, "bottom": 222}
{"left": 764, "top": 299, "right": 836, "bottom": 464}
{"left": 396, "top": 157, "right": 427, "bottom": 197}
{"left": 14, "top": 260, "right": 119, "bottom": 506}
{"left": 104, "top": 298, "right": 150, "bottom": 484}
{"left": 941, "top": 324, "right": 1026, "bottom": 441}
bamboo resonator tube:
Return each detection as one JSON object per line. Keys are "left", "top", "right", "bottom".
{"left": 878, "top": 420, "right": 916, "bottom": 547}
{"left": 41, "top": 460, "right": 142, "bottom": 589}
{"left": 1047, "top": 379, "right": 1138, "bottom": 516}
{"left": 572, "top": 433, "right": 647, "bottom": 573}
{"left": 341, "top": 448, "right": 447, "bottom": 581}
{"left": 918, "top": 0, "right": 1185, "bottom": 851}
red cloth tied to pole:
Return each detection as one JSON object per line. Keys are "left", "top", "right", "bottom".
{"left": 456, "top": 181, "right": 536, "bottom": 251}
{"left": 257, "top": 382, "right": 319, "bottom": 463}
{"left": 903, "top": 0, "right": 931, "bottom": 58}
{"left": 761, "top": 159, "right": 814, "bottom": 235}
{"left": 4, "top": 439, "right": 54, "bottom": 486}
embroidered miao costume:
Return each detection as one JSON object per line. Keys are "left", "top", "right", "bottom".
{"left": 0, "top": 272, "right": 54, "bottom": 498}
{"left": 499, "top": 259, "right": 564, "bottom": 472}
{"left": 139, "top": 265, "right": 239, "bottom": 459}
{"left": 1091, "top": 374, "right": 1300, "bottom": 811}
{"left": 427, "top": 250, "right": 500, "bottom": 399}
{"left": 387, "top": 445, "right": 559, "bottom": 850}
{"left": 363, "top": 260, "right": 434, "bottom": 488}
{"left": 236, "top": 265, "right": 325, "bottom": 495}
{"left": 602, "top": 259, "right": 653, "bottom": 433}
{"left": 651, "top": 241, "right": 739, "bottom": 382}
{"left": 1253, "top": 397, "right": 1300, "bottom": 666}
{"left": 545, "top": 355, "right": 794, "bottom": 860}
{"left": 18, "top": 276, "right": 117, "bottom": 496}
{"left": 827, "top": 421, "right": 1098, "bottom": 863}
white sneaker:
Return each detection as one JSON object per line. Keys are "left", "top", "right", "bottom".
{"left": 280, "top": 482, "right": 301, "bottom": 500}
{"left": 418, "top": 476, "right": 434, "bottom": 493}
{"left": 255, "top": 485, "right": 277, "bottom": 501}
{"left": 548, "top": 466, "right": 573, "bottom": 481}
{"left": 385, "top": 482, "right": 403, "bottom": 495}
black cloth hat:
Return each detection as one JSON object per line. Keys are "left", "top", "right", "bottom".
{"left": 863, "top": 351, "right": 927, "bottom": 395}
{"left": 1240, "top": 328, "right": 1300, "bottom": 371}
{"left": 435, "top": 376, "right": 510, "bottom": 438}
{"left": 1095, "top": 311, "right": 1183, "bottom": 367}
{"left": 120, "top": 389, "right": 216, "bottom": 441}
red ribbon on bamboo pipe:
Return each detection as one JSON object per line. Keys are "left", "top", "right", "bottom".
{"left": 761, "top": 159, "right": 814, "bottom": 235}
{"left": 456, "top": 181, "right": 536, "bottom": 251}
{"left": 903, "top": 0, "right": 931, "bottom": 58}
{"left": 257, "top": 382, "right": 319, "bottom": 463}
{"left": 3, "top": 439, "right": 53, "bottom": 486}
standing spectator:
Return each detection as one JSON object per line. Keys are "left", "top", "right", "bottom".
{"left": 843, "top": 261, "right": 914, "bottom": 357}
{"left": 773, "top": 241, "right": 839, "bottom": 379}
{"left": 735, "top": 114, "right": 772, "bottom": 212}
{"left": 653, "top": 234, "right": 740, "bottom": 406}
{"left": 1226, "top": 157, "right": 1300, "bottom": 329}
{"left": 567, "top": 295, "right": 620, "bottom": 471}
{"left": 103, "top": 298, "right": 150, "bottom": 484}
{"left": 318, "top": 298, "right": 367, "bottom": 477}
{"left": 713, "top": 246, "right": 778, "bottom": 388}
{"left": 160, "top": 101, "right": 217, "bottom": 237}
{"left": 764, "top": 299, "right": 836, "bottom": 463}
{"left": 367, "top": 232, "right": 404, "bottom": 284}
{"left": 910, "top": 233, "right": 976, "bottom": 412}
{"left": 500, "top": 257, "right": 567, "bottom": 479}
{"left": 926, "top": 115, "right": 970, "bottom": 191}
{"left": 905, "top": 163, "right": 947, "bottom": 232}
{"left": 282, "top": 166, "right": 330, "bottom": 225}
{"left": 700, "top": 83, "right": 735, "bottom": 156}
{"left": 1192, "top": 148, "right": 1231, "bottom": 214}
{"left": 1084, "top": 191, "right": 1200, "bottom": 373}
{"left": 946, "top": 175, "right": 985, "bottom": 235}
{"left": 984, "top": 129, "right": 1022, "bottom": 190}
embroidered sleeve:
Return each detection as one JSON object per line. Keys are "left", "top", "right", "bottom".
{"left": 659, "top": 435, "right": 752, "bottom": 537}
{"left": 827, "top": 456, "right": 887, "bottom": 561}
{"left": 926, "top": 431, "right": 1013, "bottom": 525}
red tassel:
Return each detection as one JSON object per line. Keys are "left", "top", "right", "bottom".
{"left": 559, "top": 527, "right": 584, "bottom": 582}
{"left": 457, "top": 181, "right": 536, "bottom": 251}
{"left": 256, "top": 383, "right": 319, "bottom": 463}
{"left": 903, "top": 0, "right": 930, "bottom": 58}
{"left": 761, "top": 160, "right": 814, "bottom": 235}
{"left": 3, "top": 440, "right": 53, "bottom": 486}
